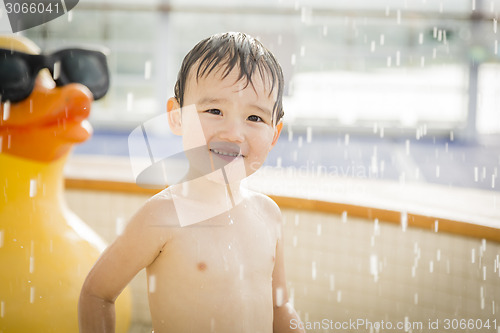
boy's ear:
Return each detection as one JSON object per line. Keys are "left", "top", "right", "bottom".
{"left": 270, "top": 121, "right": 283, "bottom": 149}
{"left": 167, "top": 97, "right": 182, "bottom": 136}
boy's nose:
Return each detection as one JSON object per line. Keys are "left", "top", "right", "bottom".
{"left": 218, "top": 118, "right": 245, "bottom": 143}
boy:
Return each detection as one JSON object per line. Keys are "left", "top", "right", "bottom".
{"left": 78, "top": 32, "right": 304, "bottom": 333}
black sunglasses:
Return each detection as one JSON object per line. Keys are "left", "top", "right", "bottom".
{"left": 0, "top": 47, "right": 109, "bottom": 103}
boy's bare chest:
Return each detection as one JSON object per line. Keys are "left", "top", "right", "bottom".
{"left": 152, "top": 208, "right": 277, "bottom": 285}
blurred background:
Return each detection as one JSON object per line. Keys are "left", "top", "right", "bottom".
{"left": 23, "top": 0, "right": 500, "bottom": 193}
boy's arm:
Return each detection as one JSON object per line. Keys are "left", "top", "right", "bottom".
{"left": 78, "top": 197, "right": 171, "bottom": 333}
{"left": 272, "top": 219, "right": 305, "bottom": 333}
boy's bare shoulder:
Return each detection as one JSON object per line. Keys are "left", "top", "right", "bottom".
{"left": 245, "top": 189, "right": 282, "bottom": 223}
{"left": 134, "top": 187, "right": 180, "bottom": 228}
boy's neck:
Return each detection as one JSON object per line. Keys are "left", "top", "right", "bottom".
{"left": 173, "top": 173, "right": 244, "bottom": 205}
{"left": 167, "top": 173, "right": 247, "bottom": 227}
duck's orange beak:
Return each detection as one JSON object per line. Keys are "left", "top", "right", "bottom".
{"left": 0, "top": 79, "right": 93, "bottom": 162}
{"left": 0, "top": 35, "right": 94, "bottom": 163}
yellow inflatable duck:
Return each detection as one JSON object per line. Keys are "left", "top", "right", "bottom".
{"left": 0, "top": 36, "right": 131, "bottom": 332}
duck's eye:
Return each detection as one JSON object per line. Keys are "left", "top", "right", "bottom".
{"left": 205, "top": 109, "right": 222, "bottom": 115}
{"left": 248, "top": 115, "right": 263, "bottom": 122}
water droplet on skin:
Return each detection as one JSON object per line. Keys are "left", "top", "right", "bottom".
{"left": 239, "top": 264, "right": 244, "bottom": 280}
{"left": 276, "top": 223, "right": 282, "bottom": 240}
{"left": 210, "top": 318, "right": 216, "bottom": 333}
{"left": 149, "top": 275, "right": 156, "bottom": 293}
{"left": 276, "top": 287, "right": 284, "bottom": 307}
{"left": 223, "top": 255, "right": 229, "bottom": 271}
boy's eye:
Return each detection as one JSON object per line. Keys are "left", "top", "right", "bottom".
{"left": 205, "top": 109, "right": 222, "bottom": 115}
{"left": 248, "top": 115, "right": 264, "bottom": 122}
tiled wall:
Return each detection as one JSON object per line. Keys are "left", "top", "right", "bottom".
{"left": 66, "top": 189, "right": 500, "bottom": 333}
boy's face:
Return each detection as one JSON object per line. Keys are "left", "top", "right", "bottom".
{"left": 168, "top": 65, "right": 282, "bottom": 182}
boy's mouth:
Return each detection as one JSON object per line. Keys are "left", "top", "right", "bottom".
{"left": 208, "top": 142, "right": 245, "bottom": 162}
{"left": 209, "top": 148, "right": 243, "bottom": 158}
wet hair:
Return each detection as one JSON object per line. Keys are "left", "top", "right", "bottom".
{"left": 174, "top": 32, "right": 284, "bottom": 124}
